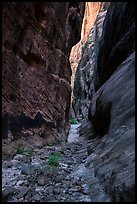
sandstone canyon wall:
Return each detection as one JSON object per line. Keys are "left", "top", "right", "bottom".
{"left": 73, "top": 2, "right": 109, "bottom": 120}
{"left": 94, "top": 2, "right": 135, "bottom": 90}
{"left": 73, "top": 2, "right": 135, "bottom": 202}
{"left": 2, "top": 2, "right": 135, "bottom": 202}
{"left": 70, "top": 2, "right": 106, "bottom": 118}
{"left": 2, "top": 2, "right": 85, "bottom": 144}
{"left": 81, "top": 2, "right": 102, "bottom": 43}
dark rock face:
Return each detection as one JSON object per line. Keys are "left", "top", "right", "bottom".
{"left": 73, "top": 2, "right": 135, "bottom": 202}
{"left": 66, "top": 2, "right": 85, "bottom": 53}
{"left": 88, "top": 51, "right": 135, "bottom": 138}
{"left": 80, "top": 52, "right": 135, "bottom": 202}
{"left": 2, "top": 2, "right": 85, "bottom": 143}
{"left": 87, "top": 52, "right": 135, "bottom": 202}
{"left": 95, "top": 2, "right": 135, "bottom": 90}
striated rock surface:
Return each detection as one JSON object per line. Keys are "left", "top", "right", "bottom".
{"left": 81, "top": 2, "right": 102, "bottom": 43}
{"left": 73, "top": 2, "right": 135, "bottom": 202}
{"left": 2, "top": 2, "right": 85, "bottom": 143}
{"left": 70, "top": 2, "right": 105, "bottom": 117}
{"left": 84, "top": 52, "right": 135, "bottom": 202}
{"left": 73, "top": 3, "right": 108, "bottom": 120}
{"left": 95, "top": 2, "right": 135, "bottom": 90}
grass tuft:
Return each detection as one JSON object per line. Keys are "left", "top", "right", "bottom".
{"left": 69, "top": 118, "right": 78, "bottom": 124}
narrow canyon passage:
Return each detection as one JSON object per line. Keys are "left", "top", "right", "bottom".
{"left": 2, "top": 2, "right": 135, "bottom": 202}
{"left": 2, "top": 125, "right": 111, "bottom": 202}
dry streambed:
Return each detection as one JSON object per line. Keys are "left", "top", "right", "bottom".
{"left": 2, "top": 125, "right": 110, "bottom": 202}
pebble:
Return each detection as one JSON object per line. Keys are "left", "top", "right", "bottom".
{"left": 53, "top": 188, "right": 61, "bottom": 194}
{"left": 21, "top": 164, "right": 35, "bottom": 175}
{"left": 14, "top": 154, "right": 24, "bottom": 160}
{"left": 32, "top": 193, "right": 41, "bottom": 201}
{"left": 16, "top": 180, "right": 24, "bottom": 186}
{"left": 6, "top": 161, "right": 13, "bottom": 168}
{"left": 7, "top": 178, "right": 17, "bottom": 186}
{"left": 2, "top": 186, "right": 16, "bottom": 199}
{"left": 35, "top": 186, "right": 44, "bottom": 192}
{"left": 37, "top": 175, "right": 45, "bottom": 186}
{"left": 54, "top": 174, "right": 65, "bottom": 183}
{"left": 16, "top": 186, "right": 29, "bottom": 198}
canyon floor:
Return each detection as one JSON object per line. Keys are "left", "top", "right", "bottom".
{"left": 2, "top": 124, "right": 110, "bottom": 202}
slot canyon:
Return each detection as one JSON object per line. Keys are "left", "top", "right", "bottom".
{"left": 2, "top": 2, "right": 135, "bottom": 202}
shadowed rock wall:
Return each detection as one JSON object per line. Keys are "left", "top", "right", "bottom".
{"left": 95, "top": 2, "right": 135, "bottom": 90}
{"left": 2, "top": 2, "right": 85, "bottom": 143}
{"left": 84, "top": 52, "right": 135, "bottom": 202}
{"left": 73, "top": 2, "right": 135, "bottom": 201}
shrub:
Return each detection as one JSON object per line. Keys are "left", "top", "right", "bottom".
{"left": 16, "top": 146, "right": 33, "bottom": 156}
{"left": 47, "top": 152, "right": 62, "bottom": 166}
{"left": 69, "top": 118, "right": 78, "bottom": 124}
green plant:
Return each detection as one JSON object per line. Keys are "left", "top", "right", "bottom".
{"left": 69, "top": 118, "right": 78, "bottom": 124}
{"left": 47, "top": 152, "right": 62, "bottom": 166}
{"left": 16, "top": 146, "right": 24, "bottom": 154}
{"left": 60, "top": 147, "right": 65, "bottom": 154}
{"left": 47, "top": 143, "right": 53, "bottom": 146}
{"left": 16, "top": 146, "right": 33, "bottom": 156}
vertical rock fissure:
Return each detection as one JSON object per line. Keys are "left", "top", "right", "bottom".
{"left": 2, "top": 2, "right": 135, "bottom": 202}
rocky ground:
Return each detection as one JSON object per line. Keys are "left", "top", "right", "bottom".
{"left": 2, "top": 124, "right": 110, "bottom": 202}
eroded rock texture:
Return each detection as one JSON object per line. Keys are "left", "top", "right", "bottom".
{"left": 95, "top": 2, "right": 135, "bottom": 90}
{"left": 2, "top": 2, "right": 85, "bottom": 143}
{"left": 85, "top": 52, "right": 135, "bottom": 202}
{"left": 73, "top": 3, "right": 108, "bottom": 120}
{"left": 81, "top": 2, "right": 102, "bottom": 43}
{"left": 70, "top": 2, "right": 106, "bottom": 118}
{"left": 73, "top": 2, "right": 135, "bottom": 202}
